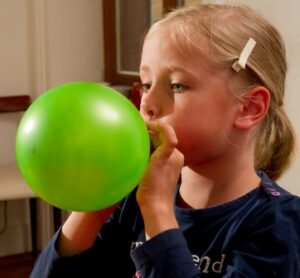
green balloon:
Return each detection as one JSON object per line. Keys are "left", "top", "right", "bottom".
{"left": 15, "top": 82, "right": 150, "bottom": 211}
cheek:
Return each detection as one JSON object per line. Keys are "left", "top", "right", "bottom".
{"left": 170, "top": 112, "right": 231, "bottom": 162}
{"left": 170, "top": 118, "right": 201, "bottom": 152}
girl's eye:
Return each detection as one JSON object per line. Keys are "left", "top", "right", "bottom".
{"left": 170, "top": 83, "right": 187, "bottom": 93}
{"left": 139, "top": 83, "right": 151, "bottom": 95}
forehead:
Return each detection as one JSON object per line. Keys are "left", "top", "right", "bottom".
{"left": 141, "top": 27, "right": 216, "bottom": 75}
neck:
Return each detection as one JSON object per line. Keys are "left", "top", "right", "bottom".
{"left": 179, "top": 157, "right": 260, "bottom": 209}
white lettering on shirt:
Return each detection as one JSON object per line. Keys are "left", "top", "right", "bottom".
{"left": 131, "top": 240, "right": 226, "bottom": 274}
{"left": 193, "top": 254, "right": 226, "bottom": 273}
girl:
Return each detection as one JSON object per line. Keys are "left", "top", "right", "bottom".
{"left": 30, "top": 3, "right": 300, "bottom": 277}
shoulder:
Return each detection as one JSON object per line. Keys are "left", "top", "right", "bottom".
{"left": 258, "top": 170, "right": 300, "bottom": 213}
{"left": 243, "top": 172, "right": 300, "bottom": 239}
{"left": 255, "top": 193, "right": 300, "bottom": 227}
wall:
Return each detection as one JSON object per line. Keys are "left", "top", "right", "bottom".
{"left": 203, "top": 0, "right": 300, "bottom": 195}
{"left": 0, "top": 0, "right": 104, "bottom": 256}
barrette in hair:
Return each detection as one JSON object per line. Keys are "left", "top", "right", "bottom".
{"left": 232, "top": 38, "right": 256, "bottom": 72}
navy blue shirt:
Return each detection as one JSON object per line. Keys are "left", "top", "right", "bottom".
{"left": 30, "top": 172, "right": 300, "bottom": 277}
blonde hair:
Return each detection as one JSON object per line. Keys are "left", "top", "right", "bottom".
{"left": 149, "top": 4, "right": 296, "bottom": 181}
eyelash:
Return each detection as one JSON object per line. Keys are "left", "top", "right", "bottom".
{"left": 170, "top": 83, "right": 187, "bottom": 93}
{"left": 139, "top": 83, "right": 151, "bottom": 95}
{"left": 139, "top": 83, "right": 188, "bottom": 95}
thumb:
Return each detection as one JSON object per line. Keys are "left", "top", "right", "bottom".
{"left": 147, "top": 121, "right": 178, "bottom": 160}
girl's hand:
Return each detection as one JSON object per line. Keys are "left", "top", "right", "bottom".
{"left": 136, "top": 121, "right": 184, "bottom": 239}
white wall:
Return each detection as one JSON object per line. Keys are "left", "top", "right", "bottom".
{"left": 204, "top": 0, "right": 300, "bottom": 195}
{"left": 0, "top": 0, "right": 104, "bottom": 256}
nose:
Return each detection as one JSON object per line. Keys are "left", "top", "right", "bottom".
{"left": 140, "top": 89, "right": 161, "bottom": 120}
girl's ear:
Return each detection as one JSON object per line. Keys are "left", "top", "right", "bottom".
{"left": 234, "top": 86, "right": 270, "bottom": 130}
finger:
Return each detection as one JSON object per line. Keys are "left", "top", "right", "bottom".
{"left": 147, "top": 121, "right": 178, "bottom": 159}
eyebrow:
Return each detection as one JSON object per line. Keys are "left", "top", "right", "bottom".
{"left": 168, "top": 65, "right": 192, "bottom": 74}
{"left": 139, "top": 64, "right": 149, "bottom": 72}
{"left": 140, "top": 65, "right": 150, "bottom": 71}
{"left": 140, "top": 64, "right": 199, "bottom": 78}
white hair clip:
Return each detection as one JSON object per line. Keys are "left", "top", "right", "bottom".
{"left": 232, "top": 38, "right": 256, "bottom": 72}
